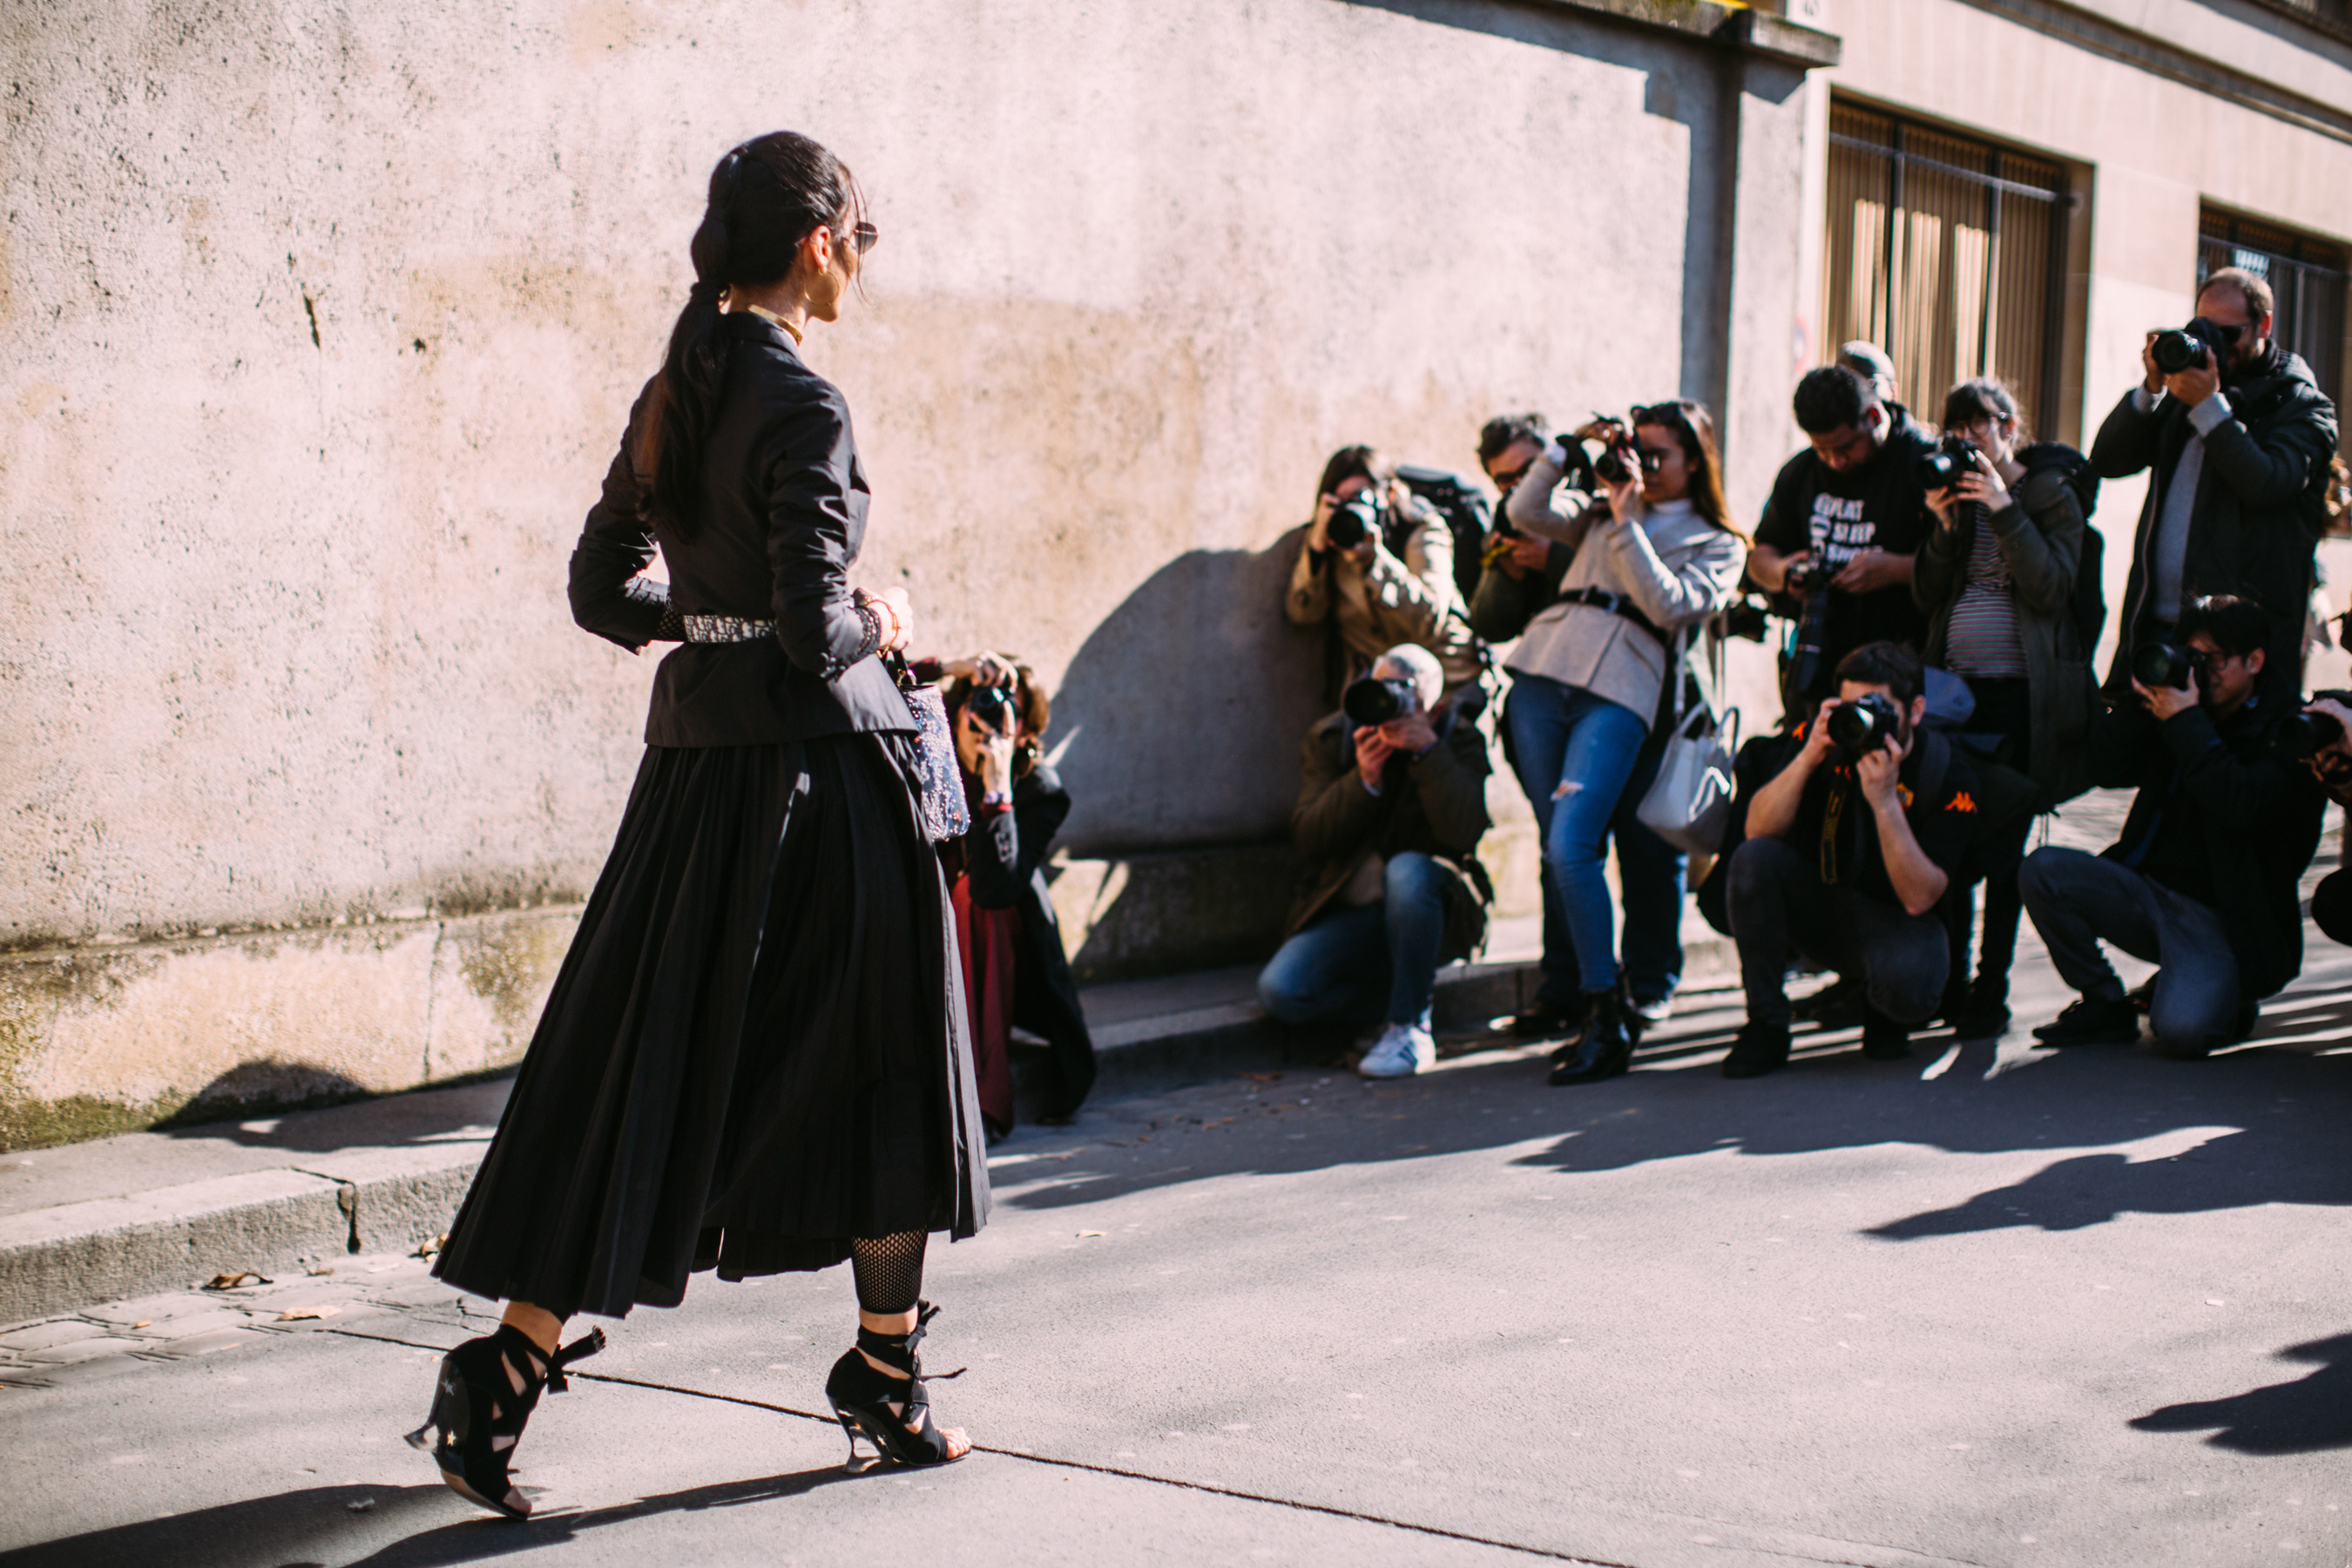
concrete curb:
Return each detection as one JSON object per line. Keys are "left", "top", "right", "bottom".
{"left": 0, "top": 1146, "right": 483, "bottom": 1325}
{"left": 1, "top": 943, "right": 1737, "bottom": 1325}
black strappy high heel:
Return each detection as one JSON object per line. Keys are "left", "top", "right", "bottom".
{"left": 824, "top": 1301, "right": 969, "bottom": 1471}
{"left": 404, "top": 1323, "right": 605, "bottom": 1517}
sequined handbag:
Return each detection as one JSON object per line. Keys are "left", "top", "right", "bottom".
{"left": 890, "top": 658, "right": 971, "bottom": 843}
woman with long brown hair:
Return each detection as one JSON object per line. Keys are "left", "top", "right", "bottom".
{"left": 1490, "top": 400, "right": 1747, "bottom": 1085}
{"left": 410, "top": 132, "right": 988, "bottom": 1517}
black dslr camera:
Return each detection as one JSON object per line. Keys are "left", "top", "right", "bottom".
{"left": 2132, "top": 640, "right": 2194, "bottom": 690}
{"left": 1589, "top": 416, "right": 1663, "bottom": 486}
{"left": 1826, "top": 692, "right": 1903, "bottom": 762}
{"left": 1913, "top": 433, "right": 1978, "bottom": 492}
{"left": 2283, "top": 690, "right": 2352, "bottom": 759}
{"left": 2151, "top": 316, "right": 2238, "bottom": 376}
{"left": 966, "top": 682, "right": 1017, "bottom": 733}
{"left": 1343, "top": 673, "right": 1420, "bottom": 728}
{"left": 1324, "top": 488, "right": 1390, "bottom": 551}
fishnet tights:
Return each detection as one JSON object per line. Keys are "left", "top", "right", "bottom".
{"left": 849, "top": 1231, "right": 928, "bottom": 1315}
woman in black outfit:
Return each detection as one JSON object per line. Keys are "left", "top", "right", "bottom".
{"left": 411, "top": 132, "right": 990, "bottom": 1517}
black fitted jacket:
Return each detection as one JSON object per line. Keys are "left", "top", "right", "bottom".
{"left": 2091, "top": 346, "right": 2338, "bottom": 702}
{"left": 2089, "top": 697, "right": 2324, "bottom": 998}
{"left": 569, "top": 313, "right": 914, "bottom": 746}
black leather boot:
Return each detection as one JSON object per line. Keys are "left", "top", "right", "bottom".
{"left": 1548, "top": 990, "right": 1633, "bottom": 1086}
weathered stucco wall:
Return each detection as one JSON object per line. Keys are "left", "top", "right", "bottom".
{"left": 3, "top": 0, "right": 1820, "bottom": 1140}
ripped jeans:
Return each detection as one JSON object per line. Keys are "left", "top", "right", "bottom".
{"left": 1504, "top": 672, "right": 1652, "bottom": 995}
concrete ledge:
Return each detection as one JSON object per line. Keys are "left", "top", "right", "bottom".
{"left": 0, "top": 1143, "right": 487, "bottom": 1323}
{"left": 0, "top": 1169, "right": 348, "bottom": 1324}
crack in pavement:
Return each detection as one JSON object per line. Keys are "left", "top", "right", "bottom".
{"left": 333, "top": 1325, "right": 1997, "bottom": 1568}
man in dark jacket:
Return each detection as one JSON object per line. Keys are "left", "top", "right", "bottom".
{"left": 2092, "top": 267, "right": 2340, "bottom": 705}
{"left": 1258, "top": 643, "right": 1492, "bottom": 1078}
{"left": 2021, "top": 596, "right": 2324, "bottom": 1058}
{"left": 1748, "top": 366, "right": 1938, "bottom": 719}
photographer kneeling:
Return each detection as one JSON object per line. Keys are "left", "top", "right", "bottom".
{"left": 2020, "top": 596, "right": 2324, "bottom": 1058}
{"left": 933, "top": 653, "right": 1098, "bottom": 1138}
{"left": 1722, "top": 642, "right": 1982, "bottom": 1078}
{"left": 1257, "top": 643, "right": 1492, "bottom": 1078}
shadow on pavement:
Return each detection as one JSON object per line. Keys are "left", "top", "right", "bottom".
{"left": 0, "top": 1467, "right": 853, "bottom": 1568}
{"left": 2132, "top": 1331, "right": 2352, "bottom": 1454}
{"left": 996, "top": 963, "right": 2352, "bottom": 1246}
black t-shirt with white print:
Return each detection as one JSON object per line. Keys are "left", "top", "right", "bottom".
{"left": 1756, "top": 403, "right": 1936, "bottom": 663}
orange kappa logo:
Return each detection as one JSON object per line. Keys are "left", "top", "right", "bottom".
{"left": 1950, "top": 790, "right": 1977, "bottom": 814}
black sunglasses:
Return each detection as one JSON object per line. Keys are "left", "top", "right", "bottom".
{"left": 844, "top": 220, "right": 879, "bottom": 256}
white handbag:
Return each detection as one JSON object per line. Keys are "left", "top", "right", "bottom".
{"left": 1635, "top": 625, "right": 1739, "bottom": 855}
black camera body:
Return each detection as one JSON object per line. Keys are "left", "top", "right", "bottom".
{"left": 1913, "top": 433, "right": 1977, "bottom": 492}
{"left": 965, "top": 683, "right": 1017, "bottom": 733}
{"left": 2283, "top": 689, "right": 2352, "bottom": 760}
{"left": 1324, "top": 490, "right": 1389, "bottom": 551}
{"left": 1343, "top": 674, "right": 1420, "bottom": 729}
{"left": 1781, "top": 556, "right": 1828, "bottom": 598}
{"left": 1587, "top": 416, "right": 1663, "bottom": 486}
{"left": 1826, "top": 691, "right": 1903, "bottom": 762}
{"left": 2132, "top": 640, "right": 2193, "bottom": 690}
{"left": 2152, "top": 316, "right": 2232, "bottom": 376}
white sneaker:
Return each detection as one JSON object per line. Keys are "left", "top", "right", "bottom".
{"left": 1358, "top": 1022, "right": 1436, "bottom": 1078}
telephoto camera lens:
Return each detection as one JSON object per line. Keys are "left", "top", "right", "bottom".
{"left": 1912, "top": 433, "right": 1977, "bottom": 492}
{"left": 1324, "top": 492, "right": 1383, "bottom": 551}
{"left": 1342, "top": 675, "right": 1418, "bottom": 729}
{"left": 1825, "top": 692, "right": 1902, "bottom": 762}
{"left": 2284, "top": 691, "right": 2352, "bottom": 759}
{"left": 2131, "top": 640, "right": 2193, "bottom": 690}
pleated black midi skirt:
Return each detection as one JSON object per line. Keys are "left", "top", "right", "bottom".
{"left": 434, "top": 733, "right": 990, "bottom": 1321}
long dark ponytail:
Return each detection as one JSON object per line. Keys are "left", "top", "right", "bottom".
{"left": 637, "top": 132, "right": 864, "bottom": 537}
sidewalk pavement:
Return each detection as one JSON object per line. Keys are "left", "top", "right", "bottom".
{"left": 0, "top": 909, "right": 1734, "bottom": 1328}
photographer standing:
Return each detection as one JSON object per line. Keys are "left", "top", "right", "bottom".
{"left": 932, "top": 653, "right": 1097, "bottom": 1139}
{"left": 1492, "top": 402, "right": 1745, "bottom": 1085}
{"left": 2021, "top": 596, "right": 2324, "bottom": 1058}
{"left": 1257, "top": 644, "right": 1492, "bottom": 1079}
{"left": 1285, "top": 445, "right": 1482, "bottom": 697}
{"left": 1749, "top": 366, "right": 1938, "bottom": 719}
{"left": 1721, "top": 643, "right": 1983, "bottom": 1078}
{"left": 1912, "top": 377, "right": 2099, "bottom": 1035}
{"left": 2092, "top": 267, "right": 2340, "bottom": 703}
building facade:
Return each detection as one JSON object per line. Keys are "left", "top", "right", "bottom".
{"left": 2, "top": 0, "right": 2344, "bottom": 1144}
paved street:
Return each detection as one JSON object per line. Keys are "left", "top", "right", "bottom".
{"left": 5, "top": 895, "right": 2352, "bottom": 1568}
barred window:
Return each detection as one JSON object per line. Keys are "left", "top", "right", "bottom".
{"left": 1821, "top": 101, "right": 2071, "bottom": 436}
{"left": 2198, "top": 207, "right": 2349, "bottom": 455}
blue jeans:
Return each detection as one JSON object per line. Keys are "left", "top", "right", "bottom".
{"left": 1505, "top": 675, "right": 1656, "bottom": 995}
{"left": 1258, "top": 852, "right": 1451, "bottom": 1029}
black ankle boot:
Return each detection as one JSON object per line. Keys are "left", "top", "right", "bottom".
{"left": 1548, "top": 990, "right": 1633, "bottom": 1085}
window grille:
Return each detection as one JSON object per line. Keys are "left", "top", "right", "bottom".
{"left": 2197, "top": 207, "right": 2349, "bottom": 455}
{"left": 1821, "top": 102, "right": 2071, "bottom": 436}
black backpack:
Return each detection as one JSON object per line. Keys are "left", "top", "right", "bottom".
{"left": 2017, "top": 442, "right": 2105, "bottom": 655}
{"left": 1396, "top": 464, "right": 1494, "bottom": 605}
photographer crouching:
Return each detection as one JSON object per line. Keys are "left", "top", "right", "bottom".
{"left": 2020, "top": 596, "right": 2324, "bottom": 1058}
{"left": 1722, "top": 642, "right": 1984, "bottom": 1078}
{"left": 1257, "top": 644, "right": 1492, "bottom": 1078}
{"left": 931, "top": 653, "right": 1097, "bottom": 1138}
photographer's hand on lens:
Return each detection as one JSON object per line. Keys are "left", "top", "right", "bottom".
{"left": 1854, "top": 727, "right": 1906, "bottom": 808}
{"left": 1831, "top": 545, "right": 1907, "bottom": 594}
{"left": 1351, "top": 722, "right": 1395, "bottom": 784}
{"left": 1603, "top": 469, "right": 1642, "bottom": 524}
{"left": 2164, "top": 352, "right": 2222, "bottom": 409}
{"left": 1380, "top": 708, "right": 1439, "bottom": 756}
{"left": 1500, "top": 535, "right": 1551, "bottom": 578}
{"left": 1954, "top": 449, "right": 2013, "bottom": 516}
{"left": 955, "top": 702, "right": 1016, "bottom": 791}
{"left": 942, "top": 652, "right": 1014, "bottom": 690}
{"left": 2301, "top": 699, "right": 2352, "bottom": 801}
{"left": 1801, "top": 699, "right": 1845, "bottom": 765}
{"left": 1308, "top": 492, "right": 1340, "bottom": 553}
{"left": 2134, "top": 669, "right": 2200, "bottom": 721}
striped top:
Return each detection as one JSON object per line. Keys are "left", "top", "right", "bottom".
{"left": 1941, "top": 504, "right": 2026, "bottom": 679}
